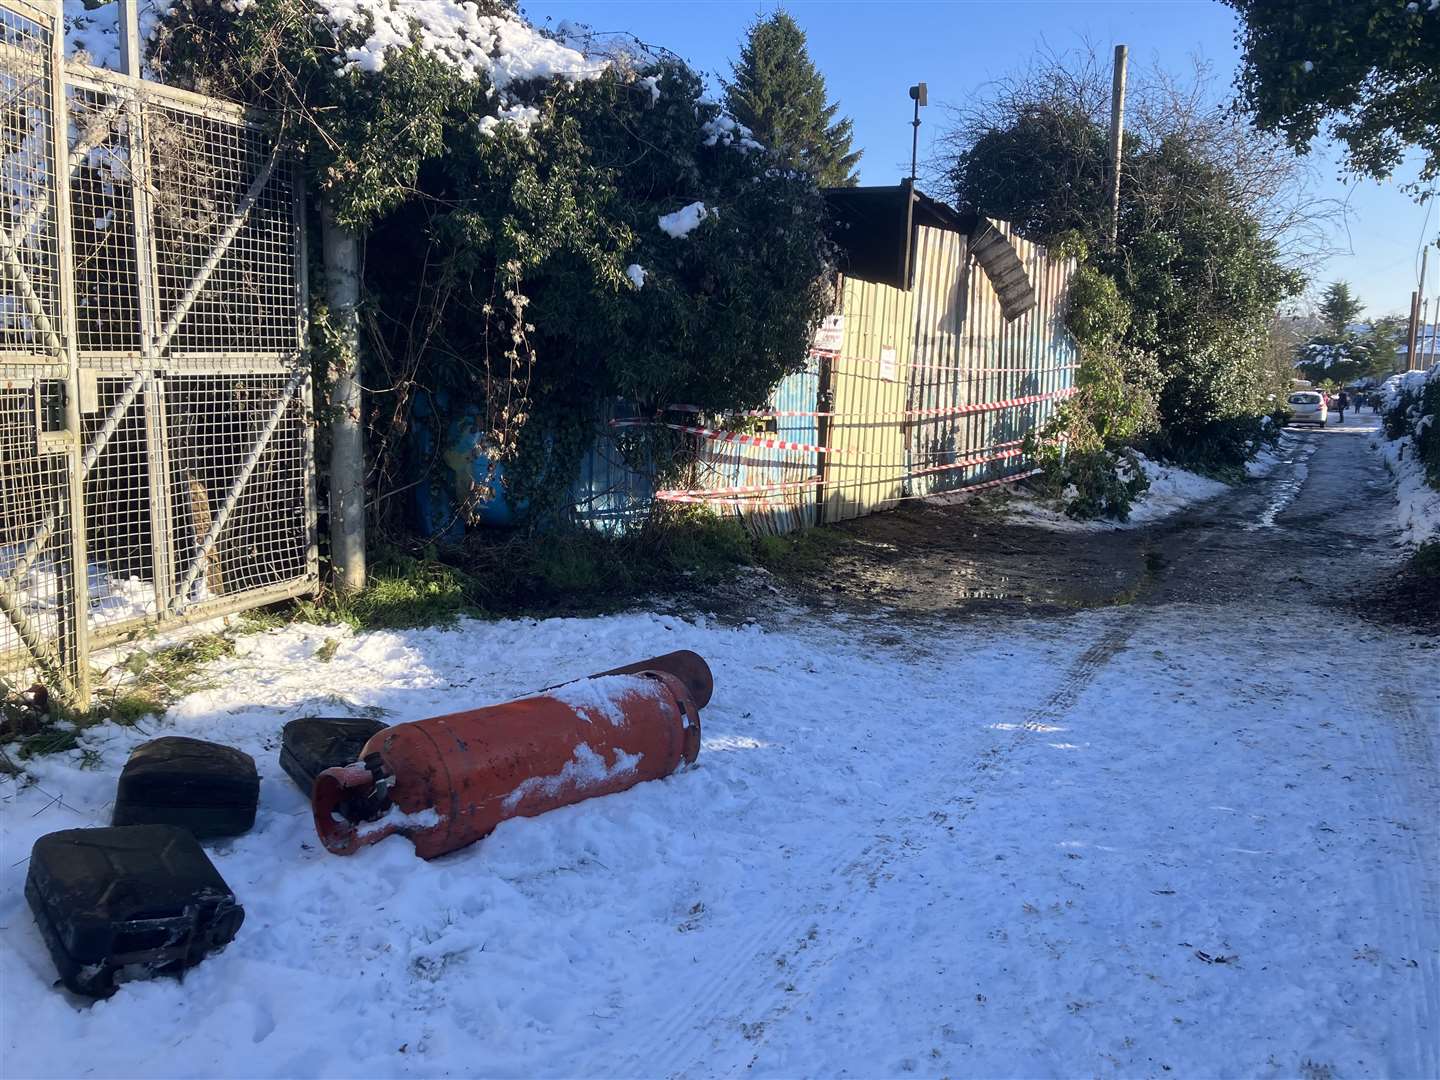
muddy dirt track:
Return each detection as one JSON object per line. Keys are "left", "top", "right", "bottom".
{"left": 792, "top": 415, "right": 1428, "bottom": 626}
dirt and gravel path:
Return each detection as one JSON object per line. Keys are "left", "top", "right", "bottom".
{"left": 795, "top": 415, "right": 1416, "bottom": 622}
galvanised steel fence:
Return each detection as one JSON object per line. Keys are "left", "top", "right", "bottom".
{"left": 0, "top": 0, "right": 315, "bottom": 706}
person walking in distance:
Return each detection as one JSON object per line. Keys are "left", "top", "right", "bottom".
{"left": 1336, "top": 389, "right": 1349, "bottom": 424}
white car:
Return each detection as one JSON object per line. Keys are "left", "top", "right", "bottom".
{"left": 1288, "top": 390, "right": 1328, "bottom": 426}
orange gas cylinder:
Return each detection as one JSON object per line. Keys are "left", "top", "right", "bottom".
{"left": 313, "top": 670, "right": 701, "bottom": 859}
{"left": 583, "top": 650, "right": 713, "bottom": 709}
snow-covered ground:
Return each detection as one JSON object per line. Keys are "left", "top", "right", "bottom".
{"left": 1004, "top": 433, "right": 1302, "bottom": 532}
{"left": 1005, "top": 452, "right": 1227, "bottom": 531}
{"left": 4, "top": 602, "right": 1436, "bottom": 1078}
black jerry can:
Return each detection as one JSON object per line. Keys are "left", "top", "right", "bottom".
{"left": 24, "top": 825, "right": 245, "bottom": 998}
{"left": 112, "top": 736, "right": 259, "bottom": 840}
{"left": 279, "top": 717, "right": 387, "bottom": 794}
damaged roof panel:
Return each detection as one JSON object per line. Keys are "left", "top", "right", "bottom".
{"left": 822, "top": 183, "right": 1038, "bottom": 322}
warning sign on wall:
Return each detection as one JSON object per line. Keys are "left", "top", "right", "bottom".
{"left": 879, "top": 345, "right": 898, "bottom": 382}
{"left": 813, "top": 315, "right": 844, "bottom": 352}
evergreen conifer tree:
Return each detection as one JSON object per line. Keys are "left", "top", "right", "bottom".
{"left": 724, "top": 13, "right": 861, "bottom": 187}
{"left": 1319, "top": 281, "right": 1363, "bottom": 335}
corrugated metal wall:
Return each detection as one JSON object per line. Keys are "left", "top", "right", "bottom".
{"left": 908, "top": 220, "right": 1078, "bottom": 498}
{"left": 695, "top": 363, "right": 820, "bottom": 535}
{"left": 821, "top": 274, "right": 917, "bottom": 523}
{"left": 907, "top": 224, "right": 973, "bottom": 493}
{"left": 567, "top": 215, "right": 1076, "bottom": 535}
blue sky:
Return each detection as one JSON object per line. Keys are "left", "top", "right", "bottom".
{"left": 524, "top": 0, "right": 1437, "bottom": 321}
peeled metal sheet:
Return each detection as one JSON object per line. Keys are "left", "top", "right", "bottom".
{"left": 905, "top": 221, "right": 1077, "bottom": 497}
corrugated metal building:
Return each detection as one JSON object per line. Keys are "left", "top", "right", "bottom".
{"left": 814, "top": 185, "right": 1077, "bottom": 523}
{"left": 570, "top": 182, "right": 1078, "bottom": 535}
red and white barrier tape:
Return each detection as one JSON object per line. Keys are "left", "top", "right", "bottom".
{"left": 684, "top": 466, "right": 1044, "bottom": 509}
{"left": 655, "top": 441, "right": 1032, "bottom": 506}
{"left": 834, "top": 355, "right": 1081, "bottom": 377}
{"left": 910, "top": 446, "right": 1025, "bottom": 478}
{"left": 823, "top": 466, "right": 1043, "bottom": 501}
{"left": 654, "top": 388, "right": 1073, "bottom": 425}
{"left": 654, "top": 476, "right": 822, "bottom": 503}
{"left": 610, "top": 418, "right": 862, "bottom": 456}
{"left": 935, "top": 468, "right": 1043, "bottom": 497}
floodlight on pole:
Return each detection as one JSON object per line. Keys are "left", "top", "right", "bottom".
{"left": 909, "top": 82, "right": 927, "bottom": 184}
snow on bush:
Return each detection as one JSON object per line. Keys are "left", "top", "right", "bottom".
{"left": 476, "top": 102, "right": 540, "bottom": 137}
{"left": 69, "top": 1, "right": 608, "bottom": 123}
{"left": 1380, "top": 364, "right": 1435, "bottom": 412}
{"left": 998, "top": 451, "right": 1229, "bottom": 531}
{"left": 1374, "top": 433, "right": 1440, "bottom": 545}
{"left": 625, "top": 263, "right": 646, "bottom": 289}
{"left": 1294, "top": 339, "right": 1368, "bottom": 369}
{"left": 1375, "top": 361, "right": 1440, "bottom": 545}
{"left": 657, "top": 201, "right": 710, "bottom": 239}
{"left": 701, "top": 114, "right": 763, "bottom": 152}
{"left": 301, "top": 1, "right": 610, "bottom": 85}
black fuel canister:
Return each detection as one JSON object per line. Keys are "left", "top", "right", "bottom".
{"left": 111, "top": 736, "right": 258, "bottom": 839}
{"left": 24, "top": 825, "right": 245, "bottom": 998}
{"left": 279, "top": 717, "right": 387, "bottom": 794}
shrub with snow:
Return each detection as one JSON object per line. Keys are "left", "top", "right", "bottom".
{"left": 1381, "top": 363, "right": 1440, "bottom": 493}
{"left": 149, "top": 0, "right": 832, "bottom": 524}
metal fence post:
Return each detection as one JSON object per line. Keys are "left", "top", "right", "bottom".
{"left": 321, "top": 203, "right": 366, "bottom": 593}
{"left": 51, "top": 0, "right": 90, "bottom": 705}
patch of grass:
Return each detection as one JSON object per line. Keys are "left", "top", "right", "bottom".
{"left": 18, "top": 727, "right": 79, "bottom": 758}
{"left": 318, "top": 552, "right": 484, "bottom": 631}
{"left": 300, "top": 514, "right": 763, "bottom": 625}
{"left": 108, "top": 692, "right": 163, "bottom": 726}
{"left": 645, "top": 508, "right": 754, "bottom": 581}
{"left": 237, "top": 606, "right": 294, "bottom": 633}
{"left": 314, "top": 638, "right": 340, "bottom": 663}
{"left": 88, "top": 632, "right": 238, "bottom": 729}
{"left": 533, "top": 530, "right": 633, "bottom": 595}
{"left": 5, "top": 629, "right": 244, "bottom": 761}
{"left": 1412, "top": 540, "right": 1440, "bottom": 579}
{"left": 753, "top": 526, "right": 853, "bottom": 576}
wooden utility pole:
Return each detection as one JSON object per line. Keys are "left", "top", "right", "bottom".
{"left": 1107, "top": 44, "right": 1128, "bottom": 251}
{"left": 1407, "top": 291, "right": 1421, "bottom": 371}
{"left": 1407, "top": 246, "right": 1429, "bottom": 370}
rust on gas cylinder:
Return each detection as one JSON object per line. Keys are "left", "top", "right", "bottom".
{"left": 313, "top": 666, "right": 703, "bottom": 859}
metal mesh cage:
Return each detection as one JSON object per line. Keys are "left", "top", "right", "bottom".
{"left": 67, "top": 83, "right": 141, "bottom": 357}
{"left": 148, "top": 104, "right": 299, "bottom": 359}
{"left": 163, "top": 372, "right": 311, "bottom": 617}
{"left": 1, "top": 0, "right": 315, "bottom": 705}
{"left": 82, "top": 373, "right": 156, "bottom": 632}
{"left": 0, "top": 5, "right": 61, "bottom": 359}
{"left": 0, "top": 375, "right": 81, "bottom": 697}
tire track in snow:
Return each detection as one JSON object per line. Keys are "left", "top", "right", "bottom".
{"left": 618, "top": 613, "right": 1143, "bottom": 1078}
{"left": 1245, "top": 434, "right": 1318, "bottom": 531}
{"left": 1342, "top": 673, "right": 1439, "bottom": 1079}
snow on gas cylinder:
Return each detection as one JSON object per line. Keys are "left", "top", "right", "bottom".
{"left": 312, "top": 668, "right": 702, "bottom": 859}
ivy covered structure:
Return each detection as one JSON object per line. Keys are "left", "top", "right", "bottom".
{"left": 78, "top": 0, "right": 1078, "bottom": 551}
